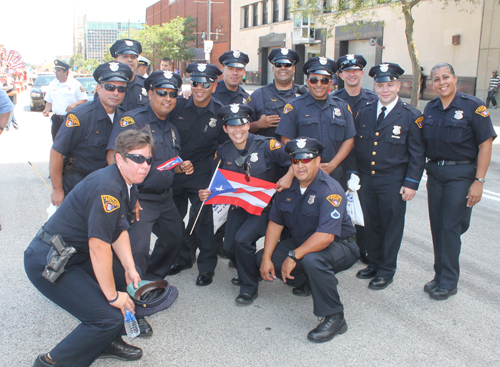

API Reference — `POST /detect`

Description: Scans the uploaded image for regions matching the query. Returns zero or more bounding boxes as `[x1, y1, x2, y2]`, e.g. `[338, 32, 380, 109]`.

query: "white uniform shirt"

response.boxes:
[44, 77, 88, 115]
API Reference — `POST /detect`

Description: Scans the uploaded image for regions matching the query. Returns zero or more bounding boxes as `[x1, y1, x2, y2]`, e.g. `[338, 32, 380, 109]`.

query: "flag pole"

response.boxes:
[28, 161, 52, 192]
[190, 160, 221, 236]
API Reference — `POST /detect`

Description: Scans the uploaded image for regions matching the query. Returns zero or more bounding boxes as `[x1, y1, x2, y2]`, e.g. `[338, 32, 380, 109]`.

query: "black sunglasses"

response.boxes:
[308, 77, 331, 85]
[101, 83, 127, 93]
[274, 63, 293, 68]
[191, 81, 212, 89]
[154, 90, 178, 98]
[125, 154, 153, 165]
[243, 162, 251, 182]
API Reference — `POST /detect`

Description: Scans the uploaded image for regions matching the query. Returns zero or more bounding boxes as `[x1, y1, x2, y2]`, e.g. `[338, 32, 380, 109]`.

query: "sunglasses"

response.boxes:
[191, 81, 212, 89]
[154, 90, 178, 98]
[291, 158, 314, 165]
[308, 77, 331, 85]
[126, 154, 154, 165]
[243, 162, 251, 182]
[274, 63, 292, 68]
[102, 83, 127, 93]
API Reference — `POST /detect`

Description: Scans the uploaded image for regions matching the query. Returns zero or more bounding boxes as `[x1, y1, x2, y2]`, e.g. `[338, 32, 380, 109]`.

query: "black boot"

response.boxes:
[307, 312, 348, 343]
[99, 335, 143, 361]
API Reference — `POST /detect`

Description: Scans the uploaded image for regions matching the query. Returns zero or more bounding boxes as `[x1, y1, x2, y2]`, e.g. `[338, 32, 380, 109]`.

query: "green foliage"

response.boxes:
[68, 53, 100, 74]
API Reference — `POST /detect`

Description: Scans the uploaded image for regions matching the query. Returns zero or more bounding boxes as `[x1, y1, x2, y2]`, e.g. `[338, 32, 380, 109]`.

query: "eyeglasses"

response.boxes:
[102, 83, 127, 93]
[274, 63, 292, 68]
[308, 77, 331, 85]
[126, 154, 154, 165]
[243, 162, 251, 182]
[291, 158, 314, 165]
[154, 90, 178, 98]
[191, 81, 212, 89]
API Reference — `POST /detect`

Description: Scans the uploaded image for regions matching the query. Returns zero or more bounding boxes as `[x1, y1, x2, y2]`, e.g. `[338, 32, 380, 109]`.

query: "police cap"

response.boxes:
[93, 61, 133, 83]
[186, 62, 222, 83]
[285, 137, 324, 159]
[268, 48, 300, 65]
[217, 103, 252, 126]
[144, 70, 183, 91]
[219, 50, 249, 68]
[127, 280, 178, 317]
[303, 56, 337, 76]
[110, 39, 142, 58]
[54, 60, 70, 71]
[337, 54, 367, 72]
[369, 62, 405, 82]
[138, 56, 150, 67]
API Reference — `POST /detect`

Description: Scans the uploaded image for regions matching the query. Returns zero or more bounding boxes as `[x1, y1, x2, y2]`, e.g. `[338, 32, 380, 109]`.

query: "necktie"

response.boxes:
[376, 106, 387, 128]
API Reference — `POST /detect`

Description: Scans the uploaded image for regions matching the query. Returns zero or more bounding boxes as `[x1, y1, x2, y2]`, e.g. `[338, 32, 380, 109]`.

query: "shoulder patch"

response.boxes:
[245, 96, 251, 104]
[65, 114, 80, 127]
[120, 116, 135, 127]
[213, 151, 217, 160]
[475, 105, 489, 117]
[347, 105, 353, 114]
[415, 116, 424, 128]
[80, 86, 85, 93]
[101, 195, 120, 213]
[270, 139, 281, 150]
[326, 194, 342, 207]
[283, 103, 293, 114]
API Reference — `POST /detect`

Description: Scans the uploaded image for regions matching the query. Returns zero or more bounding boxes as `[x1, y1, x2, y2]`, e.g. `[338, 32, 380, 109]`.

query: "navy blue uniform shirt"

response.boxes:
[332, 87, 377, 117]
[213, 80, 249, 105]
[121, 75, 149, 111]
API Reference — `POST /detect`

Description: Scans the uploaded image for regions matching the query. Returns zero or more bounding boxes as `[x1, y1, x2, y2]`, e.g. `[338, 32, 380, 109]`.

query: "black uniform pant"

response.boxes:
[51, 114, 65, 141]
[426, 162, 474, 289]
[256, 238, 359, 316]
[486, 90, 497, 108]
[359, 174, 407, 279]
[130, 189, 183, 279]
[24, 239, 125, 367]
[63, 172, 86, 196]
[224, 206, 269, 294]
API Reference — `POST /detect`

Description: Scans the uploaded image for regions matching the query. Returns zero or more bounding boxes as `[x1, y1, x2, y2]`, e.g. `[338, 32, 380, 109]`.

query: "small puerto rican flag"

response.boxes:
[157, 156, 183, 171]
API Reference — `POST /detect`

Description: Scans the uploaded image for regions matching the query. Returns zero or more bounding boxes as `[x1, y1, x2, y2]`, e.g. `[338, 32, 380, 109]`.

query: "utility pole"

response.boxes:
[195, 0, 223, 62]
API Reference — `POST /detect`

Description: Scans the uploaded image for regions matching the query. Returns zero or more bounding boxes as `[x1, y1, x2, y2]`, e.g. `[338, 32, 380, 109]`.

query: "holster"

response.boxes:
[37, 229, 77, 283]
[63, 157, 90, 178]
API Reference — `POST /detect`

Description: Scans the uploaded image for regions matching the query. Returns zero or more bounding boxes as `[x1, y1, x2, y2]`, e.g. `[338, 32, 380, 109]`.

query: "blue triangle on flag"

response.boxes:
[207, 170, 237, 200]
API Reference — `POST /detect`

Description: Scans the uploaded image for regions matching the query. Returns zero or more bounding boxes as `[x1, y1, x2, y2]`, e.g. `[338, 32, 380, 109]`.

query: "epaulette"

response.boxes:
[402, 101, 423, 117]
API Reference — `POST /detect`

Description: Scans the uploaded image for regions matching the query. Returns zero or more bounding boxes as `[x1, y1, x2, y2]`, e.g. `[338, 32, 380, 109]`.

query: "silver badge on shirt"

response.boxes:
[454, 110, 464, 120]
[308, 195, 315, 205]
[334, 108, 342, 117]
[209, 118, 217, 128]
[250, 153, 259, 162]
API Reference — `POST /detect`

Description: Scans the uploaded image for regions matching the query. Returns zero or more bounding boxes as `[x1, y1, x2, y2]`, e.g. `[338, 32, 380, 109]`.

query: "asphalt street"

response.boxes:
[1, 91, 500, 367]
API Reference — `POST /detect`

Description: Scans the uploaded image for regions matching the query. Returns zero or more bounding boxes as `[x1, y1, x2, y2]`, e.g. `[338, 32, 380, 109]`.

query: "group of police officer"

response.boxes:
[27, 36, 496, 366]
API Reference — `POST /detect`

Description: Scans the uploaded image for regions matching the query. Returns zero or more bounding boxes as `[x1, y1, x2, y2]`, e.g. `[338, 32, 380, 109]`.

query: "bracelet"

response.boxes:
[108, 292, 119, 303]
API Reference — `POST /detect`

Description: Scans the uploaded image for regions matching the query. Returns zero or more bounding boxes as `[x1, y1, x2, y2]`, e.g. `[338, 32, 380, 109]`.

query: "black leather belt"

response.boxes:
[53, 114, 65, 119]
[428, 159, 474, 166]
[36, 228, 54, 244]
[139, 188, 168, 195]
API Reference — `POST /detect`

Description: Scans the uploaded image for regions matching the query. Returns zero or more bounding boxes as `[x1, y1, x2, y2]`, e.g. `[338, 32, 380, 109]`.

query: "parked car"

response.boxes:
[30, 74, 55, 111]
[75, 75, 97, 102]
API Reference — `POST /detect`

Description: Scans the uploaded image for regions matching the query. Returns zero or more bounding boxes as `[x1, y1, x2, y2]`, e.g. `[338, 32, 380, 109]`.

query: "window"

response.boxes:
[253, 3, 259, 26]
[284, 0, 291, 20]
[323, 0, 333, 12]
[244, 6, 249, 28]
[273, 0, 280, 22]
[263, 0, 268, 25]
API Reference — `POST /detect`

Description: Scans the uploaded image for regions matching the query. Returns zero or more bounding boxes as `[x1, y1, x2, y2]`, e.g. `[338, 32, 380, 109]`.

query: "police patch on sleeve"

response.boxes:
[66, 114, 80, 127]
[283, 103, 293, 114]
[213, 151, 217, 160]
[475, 105, 489, 117]
[347, 105, 353, 114]
[120, 116, 136, 127]
[245, 96, 251, 104]
[326, 194, 342, 207]
[80, 86, 85, 93]
[270, 139, 281, 150]
[101, 195, 120, 213]
[415, 116, 424, 128]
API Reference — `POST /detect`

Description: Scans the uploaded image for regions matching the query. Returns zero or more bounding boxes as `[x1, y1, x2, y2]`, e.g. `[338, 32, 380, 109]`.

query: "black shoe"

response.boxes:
[235, 291, 258, 305]
[429, 287, 457, 301]
[292, 279, 311, 297]
[356, 266, 377, 279]
[307, 312, 348, 343]
[196, 271, 215, 286]
[33, 354, 63, 367]
[99, 336, 142, 361]
[424, 279, 439, 293]
[169, 262, 193, 275]
[137, 318, 153, 338]
[368, 276, 393, 290]
[359, 252, 369, 265]
[231, 276, 241, 286]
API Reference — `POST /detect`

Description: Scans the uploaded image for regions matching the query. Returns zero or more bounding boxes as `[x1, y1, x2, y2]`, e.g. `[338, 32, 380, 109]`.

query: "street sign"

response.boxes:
[204, 40, 214, 53]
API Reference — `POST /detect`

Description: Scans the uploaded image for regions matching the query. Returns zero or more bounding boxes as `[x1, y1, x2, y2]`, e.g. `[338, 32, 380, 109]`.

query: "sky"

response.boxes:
[1, 0, 159, 66]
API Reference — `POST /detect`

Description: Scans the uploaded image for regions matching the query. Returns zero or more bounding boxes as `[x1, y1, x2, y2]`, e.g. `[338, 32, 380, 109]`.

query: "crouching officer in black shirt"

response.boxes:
[26, 129, 155, 367]
[257, 137, 359, 343]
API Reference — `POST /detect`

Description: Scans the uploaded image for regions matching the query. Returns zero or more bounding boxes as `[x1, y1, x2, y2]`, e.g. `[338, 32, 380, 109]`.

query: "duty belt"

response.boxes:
[36, 228, 55, 244]
[428, 159, 475, 166]
[53, 114, 65, 119]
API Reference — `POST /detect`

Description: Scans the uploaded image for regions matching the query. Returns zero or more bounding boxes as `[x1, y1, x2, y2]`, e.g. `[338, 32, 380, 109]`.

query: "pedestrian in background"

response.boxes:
[485, 69, 500, 109]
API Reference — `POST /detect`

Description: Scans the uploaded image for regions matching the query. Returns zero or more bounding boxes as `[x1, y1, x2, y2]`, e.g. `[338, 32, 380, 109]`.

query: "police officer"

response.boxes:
[26, 129, 154, 367]
[137, 56, 151, 78]
[422, 62, 496, 300]
[257, 137, 359, 343]
[198, 104, 293, 304]
[110, 39, 149, 111]
[107, 71, 193, 280]
[43, 60, 88, 141]
[213, 50, 250, 105]
[49, 61, 132, 207]
[353, 63, 426, 290]
[277, 56, 356, 183]
[168, 62, 227, 286]
[247, 47, 306, 137]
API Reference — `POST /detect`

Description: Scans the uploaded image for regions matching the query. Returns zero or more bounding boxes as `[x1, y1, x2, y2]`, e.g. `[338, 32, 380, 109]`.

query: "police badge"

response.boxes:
[109, 62, 119, 72]
[334, 108, 342, 117]
[454, 110, 464, 120]
[197, 63, 207, 72]
[281, 48, 289, 55]
[142, 88, 147, 96]
[380, 63, 389, 72]
[233, 50, 241, 58]
[296, 138, 307, 148]
[230, 103, 240, 113]
[209, 118, 217, 128]
[164, 71, 173, 79]
[392, 125, 401, 135]
[319, 57, 327, 65]
[346, 54, 355, 60]
[308, 195, 315, 205]
[125, 40, 134, 46]
[250, 153, 259, 162]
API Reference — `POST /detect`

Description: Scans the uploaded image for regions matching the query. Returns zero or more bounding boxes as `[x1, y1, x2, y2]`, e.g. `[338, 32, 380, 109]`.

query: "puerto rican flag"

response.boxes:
[157, 156, 183, 171]
[204, 168, 276, 215]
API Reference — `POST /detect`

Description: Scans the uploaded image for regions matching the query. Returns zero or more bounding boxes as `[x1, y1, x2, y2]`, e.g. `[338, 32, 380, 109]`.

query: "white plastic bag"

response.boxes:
[345, 174, 364, 226]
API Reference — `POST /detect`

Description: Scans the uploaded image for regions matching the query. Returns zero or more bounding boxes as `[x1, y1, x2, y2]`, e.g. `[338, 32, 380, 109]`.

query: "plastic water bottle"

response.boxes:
[124, 308, 140, 338]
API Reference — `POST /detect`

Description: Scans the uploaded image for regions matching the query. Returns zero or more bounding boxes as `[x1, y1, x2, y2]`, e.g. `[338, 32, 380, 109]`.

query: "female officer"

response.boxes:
[25, 129, 155, 367]
[422, 63, 496, 300]
[199, 104, 293, 305]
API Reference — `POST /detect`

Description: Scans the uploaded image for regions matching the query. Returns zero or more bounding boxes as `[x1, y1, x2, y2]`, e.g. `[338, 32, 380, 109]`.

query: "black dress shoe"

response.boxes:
[307, 312, 348, 343]
[169, 262, 193, 275]
[429, 287, 458, 301]
[293, 279, 311, 297]
[368, 276, 393, 290]
[100, 336, 142, 361]
[424, 280, 439, 293]
[235, 291, 258, 305]
[356, 266, 377, 279]
[137, 318, 153, 338]
[33, 354, 63, 367]
[231, 276, 241, 286]
[196, 271, 215, 286]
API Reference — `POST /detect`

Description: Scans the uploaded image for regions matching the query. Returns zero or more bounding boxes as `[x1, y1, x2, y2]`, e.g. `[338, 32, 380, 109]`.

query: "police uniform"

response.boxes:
[107, 71, 184, 279]
[423, 91, 497, 291]
[213, 50, 250, 105]
[25, 164, 137, 367]
[276, 57, 356, 183]
[45, 60, 88, 140]
[246, 48, 306, 138]
[52, 61, 132, 195]
[354, 63, 425, 286]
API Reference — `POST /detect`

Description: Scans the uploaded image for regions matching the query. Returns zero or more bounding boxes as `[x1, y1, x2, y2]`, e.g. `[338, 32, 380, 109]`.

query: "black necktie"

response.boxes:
[376, 107, 387, 128]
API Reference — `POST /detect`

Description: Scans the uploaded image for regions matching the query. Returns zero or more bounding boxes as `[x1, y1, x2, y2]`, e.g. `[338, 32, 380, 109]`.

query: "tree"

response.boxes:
[295, 0, 479, 107]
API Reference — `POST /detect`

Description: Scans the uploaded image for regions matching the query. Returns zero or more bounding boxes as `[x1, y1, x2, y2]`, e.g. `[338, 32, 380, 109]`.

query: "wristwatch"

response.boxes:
[288, 250, 299, 262]
[475, 178, 486, 183]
